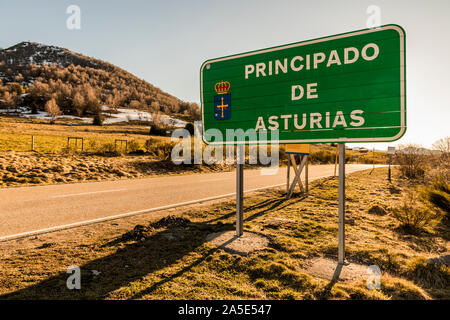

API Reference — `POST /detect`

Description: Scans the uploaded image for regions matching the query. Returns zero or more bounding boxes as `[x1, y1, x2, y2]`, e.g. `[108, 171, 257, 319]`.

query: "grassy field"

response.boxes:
[0, 115, 388, 188]
[0, 167, 448, 300]
[0, 116, 387, 162]
[0, 116, 229, 187]
[0, 116, 170, 153]
[0, 116, 389, 189]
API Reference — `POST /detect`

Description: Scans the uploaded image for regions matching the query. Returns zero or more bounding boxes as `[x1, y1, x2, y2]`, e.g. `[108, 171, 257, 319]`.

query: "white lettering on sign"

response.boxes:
[344, 47, 359, 64]
[245, 64, 255, 79]
[255, 110, 366, 132]
[244, 43, 380, 79]
[291, 83, 318, 100]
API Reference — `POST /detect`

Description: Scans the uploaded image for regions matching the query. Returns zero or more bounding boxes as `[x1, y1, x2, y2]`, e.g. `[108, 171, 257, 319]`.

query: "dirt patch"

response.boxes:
[302, 257, 370, 282]
[206, 231, 269, 256]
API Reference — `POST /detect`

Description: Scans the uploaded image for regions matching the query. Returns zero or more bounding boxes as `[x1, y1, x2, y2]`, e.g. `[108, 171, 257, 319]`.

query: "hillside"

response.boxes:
[0, 41, 199, 121]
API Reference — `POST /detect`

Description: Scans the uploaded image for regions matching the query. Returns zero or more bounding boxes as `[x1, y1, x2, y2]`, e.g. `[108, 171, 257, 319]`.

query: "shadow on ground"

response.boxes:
[0, 192, 292, 300]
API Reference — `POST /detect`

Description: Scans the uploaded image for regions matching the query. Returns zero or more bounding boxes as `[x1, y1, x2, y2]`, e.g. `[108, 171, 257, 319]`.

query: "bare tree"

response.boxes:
[2, 91, 16, 113]
[72, 91, 85, 116]
[432, 137, 450, 156]
[45, 98, 61, 124]
[432, 137, 450, 179]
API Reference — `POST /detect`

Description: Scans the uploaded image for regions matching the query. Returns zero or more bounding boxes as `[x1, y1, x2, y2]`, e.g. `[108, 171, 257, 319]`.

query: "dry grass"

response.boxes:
[0, 116, 390, 189]
[0, 151, 232, 187]
[0, 116, 388, 162]
[0, 167, 447, 300]
[0, 116, 170, 153]
[303, 145, 387, 165]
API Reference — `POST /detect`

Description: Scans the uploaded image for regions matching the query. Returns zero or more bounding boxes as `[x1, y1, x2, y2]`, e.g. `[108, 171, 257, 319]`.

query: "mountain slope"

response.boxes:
[0, 41, 199, 120]
[0, 41, 107, 69]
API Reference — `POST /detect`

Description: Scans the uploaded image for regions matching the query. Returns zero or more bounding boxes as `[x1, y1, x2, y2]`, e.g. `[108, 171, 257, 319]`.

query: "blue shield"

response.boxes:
[214, 94, 231, 120]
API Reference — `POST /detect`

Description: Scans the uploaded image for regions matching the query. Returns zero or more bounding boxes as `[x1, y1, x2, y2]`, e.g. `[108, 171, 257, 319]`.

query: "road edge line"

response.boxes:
[0, 183, 288, 242]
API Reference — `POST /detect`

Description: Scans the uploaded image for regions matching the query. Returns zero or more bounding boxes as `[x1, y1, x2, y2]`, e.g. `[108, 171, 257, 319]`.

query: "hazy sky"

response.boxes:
[0, 0, 449, 149]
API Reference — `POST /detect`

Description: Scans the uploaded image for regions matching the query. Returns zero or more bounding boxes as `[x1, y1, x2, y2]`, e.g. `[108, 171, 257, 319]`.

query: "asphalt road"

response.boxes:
[0, 164, 378, 241]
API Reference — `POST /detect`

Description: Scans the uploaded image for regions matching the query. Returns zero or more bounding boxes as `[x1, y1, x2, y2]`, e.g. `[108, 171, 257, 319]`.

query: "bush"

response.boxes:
[432, 176, 450, 194]
[395, 144, 427, 179]
[308, 150, 334, 163]
[184, 122, 195, 135]
[425, 189, 450, 214]
[149, 112, 171, 136]
[144, 138, 155, 153]
[99, 142, 116, 154]
[144, 138, 175, 160]
[92, 112, 104, 126]
[87, 139, 101, 153]
[407, 258, 450, 289]
[86, 140, 116, 154]
[391, 191, 441, 232]
[127, 139, 143, 153]
[420, 177, 450, 222]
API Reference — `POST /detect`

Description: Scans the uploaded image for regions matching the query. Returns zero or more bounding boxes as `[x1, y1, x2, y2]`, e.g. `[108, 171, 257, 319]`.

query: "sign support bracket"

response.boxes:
[286, 154, 308, 199]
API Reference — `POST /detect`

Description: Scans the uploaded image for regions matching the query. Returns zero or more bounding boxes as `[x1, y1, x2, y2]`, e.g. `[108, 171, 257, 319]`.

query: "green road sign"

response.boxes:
[200, 24, 406, 145]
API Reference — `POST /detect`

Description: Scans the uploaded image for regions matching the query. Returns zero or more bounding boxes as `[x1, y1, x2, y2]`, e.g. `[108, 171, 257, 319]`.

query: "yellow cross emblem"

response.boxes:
[217, 96, 228, 118]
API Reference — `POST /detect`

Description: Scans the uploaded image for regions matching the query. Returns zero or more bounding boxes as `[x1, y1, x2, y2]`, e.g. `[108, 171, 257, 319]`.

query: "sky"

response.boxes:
[0, 0, 449, 150]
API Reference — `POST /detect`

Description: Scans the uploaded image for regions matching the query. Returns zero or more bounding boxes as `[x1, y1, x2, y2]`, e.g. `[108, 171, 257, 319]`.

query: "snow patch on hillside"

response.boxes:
[0, 105, 187, 127]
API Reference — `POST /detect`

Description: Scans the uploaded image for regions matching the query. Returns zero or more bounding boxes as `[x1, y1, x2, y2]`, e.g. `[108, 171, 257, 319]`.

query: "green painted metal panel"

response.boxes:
[200, 25, 406, 145]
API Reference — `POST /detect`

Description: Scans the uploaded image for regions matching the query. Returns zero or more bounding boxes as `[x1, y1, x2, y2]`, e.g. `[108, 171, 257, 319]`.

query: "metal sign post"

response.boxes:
[373, 147, 375, 170]
[388, 154, 392, 182]
[236, 145, 244, 236]
[387, 146, 395, 182]
[338, 143, 346, 264]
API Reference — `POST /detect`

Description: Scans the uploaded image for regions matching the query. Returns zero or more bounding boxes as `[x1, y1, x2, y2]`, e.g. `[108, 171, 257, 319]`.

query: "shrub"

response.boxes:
[432, 176, 450, 194]
[407, 258, 450, 289]
[149, 122, 169, 136]
[420, 177, 450, 221]
[391, 191, 441, 232]
[86, 140, 116, 154]
[308, 150, 334, 163]
[92, 111, 104, 126]
[144, 138, 161, 153]
[144, 138, 175, 160]
[99, 142, 116, 154]
[184, 122, 195, 135]
[87, 139, 101, 153]
[427, 191, 450, 215]
[395, 144, 427, 179]
[127, 139, 142, 153]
